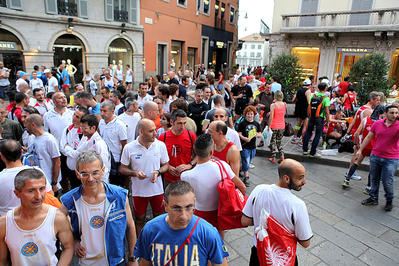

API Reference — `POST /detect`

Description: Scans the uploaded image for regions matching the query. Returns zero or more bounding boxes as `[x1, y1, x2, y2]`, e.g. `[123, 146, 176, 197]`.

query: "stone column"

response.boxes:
[23, 51, 54, 71]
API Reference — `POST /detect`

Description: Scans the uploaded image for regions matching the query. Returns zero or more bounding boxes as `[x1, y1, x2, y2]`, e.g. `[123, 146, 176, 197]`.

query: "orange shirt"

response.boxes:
[154, 110, 165, 130]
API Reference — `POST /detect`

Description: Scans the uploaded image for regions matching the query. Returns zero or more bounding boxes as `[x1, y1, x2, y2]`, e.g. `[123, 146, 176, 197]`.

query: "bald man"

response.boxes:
[120, 119, 169, 236]
[242, 159, 313, 265]
[133, 101, 159, 140]
[208, 121, 241, 177]
[213, 108, 242, 151]
[26, 114, 61, 194]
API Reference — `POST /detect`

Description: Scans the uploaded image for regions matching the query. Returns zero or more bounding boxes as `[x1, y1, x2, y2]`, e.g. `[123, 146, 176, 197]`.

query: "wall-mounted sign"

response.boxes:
[145, 17, 153, 24]
[0, 42, 17, 50]
[109, 47, 128, 53]
[337, 48, 373, 53]
[216, 41, 224, 48]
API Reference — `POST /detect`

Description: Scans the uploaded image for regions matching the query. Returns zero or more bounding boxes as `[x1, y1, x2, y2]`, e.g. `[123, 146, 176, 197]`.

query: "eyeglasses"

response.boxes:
[208, 130, 217, 133]
[80, 126, 92, 130]
[77, 167, 104, 178]
[166, 203, 195, 213]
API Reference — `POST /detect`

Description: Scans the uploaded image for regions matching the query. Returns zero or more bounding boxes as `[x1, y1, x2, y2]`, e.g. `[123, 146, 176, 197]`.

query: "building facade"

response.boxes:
[0, 0, 143, 86]
[268, 0, 399, 85]
[141, 0, 239, 77]
[235, 33, 269, 72]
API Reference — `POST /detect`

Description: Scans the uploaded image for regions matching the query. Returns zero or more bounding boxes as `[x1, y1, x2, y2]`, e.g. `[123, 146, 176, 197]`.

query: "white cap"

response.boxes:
[43, 69, 51, 74]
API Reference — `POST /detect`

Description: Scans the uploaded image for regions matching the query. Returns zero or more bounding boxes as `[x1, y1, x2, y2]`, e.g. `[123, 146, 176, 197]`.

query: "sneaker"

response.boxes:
[242, 177, 250, 187]
[384, 200, 393, 212]
[351, 173, 362, 180]
[322, 142, 327, 150]
[342, 180, 350, 188]
[291, 137, 298, 144]
[364, 187, 371, 195]
[310, 153, 322, 158]
[303, 151, 310, 155]
[298, 141, 303, 147]
[361, 197, 379, 205]
[239, 171, 244, 178]
[249, 164, 255, 169]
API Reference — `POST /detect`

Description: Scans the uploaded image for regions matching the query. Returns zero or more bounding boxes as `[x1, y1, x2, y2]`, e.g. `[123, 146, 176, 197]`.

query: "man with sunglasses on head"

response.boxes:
[134, 180, 229, 266]
[60, 150, 138, 266]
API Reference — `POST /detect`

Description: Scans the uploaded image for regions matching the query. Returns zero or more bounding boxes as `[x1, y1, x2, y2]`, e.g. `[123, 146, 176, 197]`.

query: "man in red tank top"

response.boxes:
[343, 91, 381, 179]
[208, 121, 241, 178]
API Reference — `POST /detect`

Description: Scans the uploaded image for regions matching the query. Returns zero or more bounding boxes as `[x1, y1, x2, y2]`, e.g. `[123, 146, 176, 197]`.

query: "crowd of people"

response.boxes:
[0, 58, 397, 265]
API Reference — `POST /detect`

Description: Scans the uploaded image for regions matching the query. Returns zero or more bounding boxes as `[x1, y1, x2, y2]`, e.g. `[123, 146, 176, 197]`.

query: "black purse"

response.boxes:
[283, 103, 294, 136]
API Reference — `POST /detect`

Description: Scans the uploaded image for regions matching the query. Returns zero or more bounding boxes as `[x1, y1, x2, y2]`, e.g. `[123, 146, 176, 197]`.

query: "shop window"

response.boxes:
[203, 0, 210, 15]
[291, 47, 320, 80]
[177, 0, 186, 8]
[171, 41, 182, 71]
[108, 38, 133, 73]
[229, 6, 235, 24]
[251, 45, 255, 49]
[187, 48, 196, 70]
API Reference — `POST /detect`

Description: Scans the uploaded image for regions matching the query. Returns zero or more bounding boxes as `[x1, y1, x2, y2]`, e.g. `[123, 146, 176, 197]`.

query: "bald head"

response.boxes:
[26, 114, 43, 127]
[210, 120, 227, 135]
[143, 101, 158, 120]
[213, 108, 228, 122]
[138, 118, 155, 132]
[278, 159, 305, 180]
[18, 81, 29, 93]
[138, 118, 157, 143]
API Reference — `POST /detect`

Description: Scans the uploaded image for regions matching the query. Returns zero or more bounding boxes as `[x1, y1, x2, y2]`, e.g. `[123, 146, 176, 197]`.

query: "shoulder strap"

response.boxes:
[186, 129, 193, 146]
[215, 160, 230, 181]
[165, 217, 200, 266]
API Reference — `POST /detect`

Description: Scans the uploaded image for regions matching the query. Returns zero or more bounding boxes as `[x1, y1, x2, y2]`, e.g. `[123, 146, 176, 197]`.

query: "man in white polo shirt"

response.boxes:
[99, 101, 127, 187]
[43, 91, 74, 192]
[118, 97, 142, 144]
[120, 119, 169, 237]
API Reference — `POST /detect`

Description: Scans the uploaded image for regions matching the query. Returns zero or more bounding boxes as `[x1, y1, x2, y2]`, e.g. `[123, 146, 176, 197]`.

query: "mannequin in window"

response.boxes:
[65, 59, 77, 87]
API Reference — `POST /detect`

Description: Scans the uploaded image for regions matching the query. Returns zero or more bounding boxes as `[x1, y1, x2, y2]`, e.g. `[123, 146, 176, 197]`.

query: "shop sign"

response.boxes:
[216, 41, 224, 48]
[109, 47, 128, 53]
[337, 48, 373, 53]
[0, 42, 17, 50]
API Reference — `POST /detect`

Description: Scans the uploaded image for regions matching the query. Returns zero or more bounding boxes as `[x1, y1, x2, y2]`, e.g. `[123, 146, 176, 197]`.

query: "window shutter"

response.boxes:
[79, 0, 88, 18]
[129, 0, 137, 24]
[45, 0, 57, 14]
[9, 0, 23, 10]
[105, 0, 113, 21]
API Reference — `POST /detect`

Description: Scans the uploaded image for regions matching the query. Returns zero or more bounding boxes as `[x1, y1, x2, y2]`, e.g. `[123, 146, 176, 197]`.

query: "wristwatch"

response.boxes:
[189, 162, 195, 168]
[128, 256, 139, 262]
[51, 181, 58, 186]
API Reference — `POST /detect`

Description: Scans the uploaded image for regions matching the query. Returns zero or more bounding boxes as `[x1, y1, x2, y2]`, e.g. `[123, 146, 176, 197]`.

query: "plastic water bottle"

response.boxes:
[340, 134, 352, 143]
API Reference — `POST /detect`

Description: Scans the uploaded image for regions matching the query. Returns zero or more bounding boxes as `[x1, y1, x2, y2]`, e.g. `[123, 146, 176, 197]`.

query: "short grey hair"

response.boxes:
[195, 89, 203, 96]
[194, 133, 214, 159]
[15, 168, 46, 192]
[213, 94, 223, 105]
[199, 74, 206, 82]
[76, 150, 104, 171]
[93, 74, 100, 79]
[369, 91, 380, 101]
[100, 100, 115, 111]
[125, 97, 137, 110]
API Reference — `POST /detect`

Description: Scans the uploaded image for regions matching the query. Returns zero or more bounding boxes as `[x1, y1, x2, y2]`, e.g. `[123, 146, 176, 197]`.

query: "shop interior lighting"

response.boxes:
[67, 18, 74, 30]
[121, 23, 126, 34]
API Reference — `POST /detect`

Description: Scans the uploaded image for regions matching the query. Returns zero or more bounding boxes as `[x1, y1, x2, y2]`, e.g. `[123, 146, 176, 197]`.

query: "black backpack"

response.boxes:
[309, 95, 326, 118]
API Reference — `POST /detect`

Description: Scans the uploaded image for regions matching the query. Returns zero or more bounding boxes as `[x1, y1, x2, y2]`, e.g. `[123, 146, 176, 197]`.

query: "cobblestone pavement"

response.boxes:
[225, 156, 399, 266]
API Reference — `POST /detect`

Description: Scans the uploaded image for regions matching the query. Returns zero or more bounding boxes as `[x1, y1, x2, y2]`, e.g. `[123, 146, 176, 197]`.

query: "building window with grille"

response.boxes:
[203, 0, 210, 15]
[229, 6, 235, 24]
[57, 0, 78, 16]
[251, 45, 255, 49]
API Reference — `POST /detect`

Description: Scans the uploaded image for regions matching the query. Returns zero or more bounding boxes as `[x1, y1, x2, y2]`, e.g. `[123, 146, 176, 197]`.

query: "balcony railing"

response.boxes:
[58, 1, 77, 16]
[281, 8, 399, 32]
[215, 17, 226, 30]
[114, 10, 128, 22]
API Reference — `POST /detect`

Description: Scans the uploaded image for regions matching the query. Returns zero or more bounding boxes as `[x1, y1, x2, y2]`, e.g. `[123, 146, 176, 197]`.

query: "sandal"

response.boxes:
[269, 158, 276, 163]
[278, 158, 285, 163]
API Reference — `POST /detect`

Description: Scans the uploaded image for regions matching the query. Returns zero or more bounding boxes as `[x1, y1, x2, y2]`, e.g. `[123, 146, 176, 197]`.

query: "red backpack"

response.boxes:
[215, 160, 248, 231]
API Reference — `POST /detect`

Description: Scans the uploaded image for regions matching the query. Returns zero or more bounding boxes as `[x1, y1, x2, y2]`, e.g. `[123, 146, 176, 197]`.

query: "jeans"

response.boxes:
[241, 148, 256, 172]
[302, 117, 324, 155]
[369, 153, 399, 201]
[0, 85, 10, 99]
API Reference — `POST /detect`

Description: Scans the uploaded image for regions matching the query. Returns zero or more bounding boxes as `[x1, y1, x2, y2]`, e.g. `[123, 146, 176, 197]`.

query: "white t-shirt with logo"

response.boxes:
[242, 184, 313, 246]
[27, 132, 62, 188]
[121, 139, 169, 197]
[79, 198, 107, 266]
[43, 109, 74, 145]
[118, 112, 141, 144]
[29, 78, 44, 90]
[181, 160, 235, 211]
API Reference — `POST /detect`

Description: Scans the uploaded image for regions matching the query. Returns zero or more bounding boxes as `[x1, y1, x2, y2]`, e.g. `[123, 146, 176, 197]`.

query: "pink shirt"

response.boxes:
[370, 118, 399, 159]
[270, 103, 286, 130]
